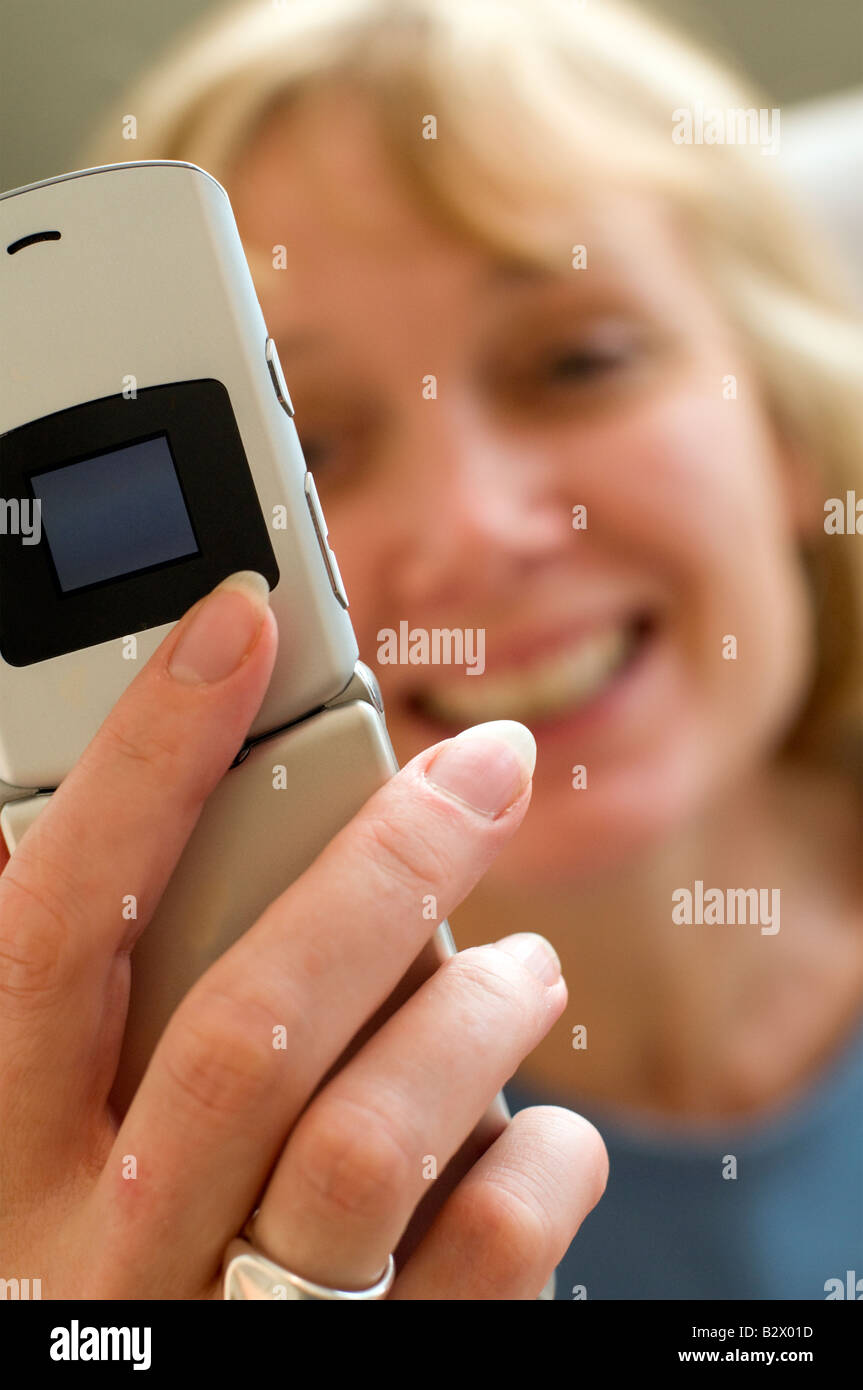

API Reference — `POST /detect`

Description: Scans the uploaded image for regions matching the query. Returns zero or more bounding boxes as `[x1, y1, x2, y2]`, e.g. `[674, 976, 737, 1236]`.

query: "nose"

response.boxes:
[381, 399, 571, 606]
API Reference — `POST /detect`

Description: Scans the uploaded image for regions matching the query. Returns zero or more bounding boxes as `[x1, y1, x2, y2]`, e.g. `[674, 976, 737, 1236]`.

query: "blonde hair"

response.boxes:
[80, 0, 863, 764]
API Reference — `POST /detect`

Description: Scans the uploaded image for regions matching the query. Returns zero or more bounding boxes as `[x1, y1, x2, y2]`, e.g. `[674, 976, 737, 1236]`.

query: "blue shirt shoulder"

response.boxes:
[504, 1012, 863, 1300]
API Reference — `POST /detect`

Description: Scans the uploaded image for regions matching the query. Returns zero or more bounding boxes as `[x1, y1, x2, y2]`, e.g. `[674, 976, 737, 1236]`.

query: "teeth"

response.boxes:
[419, 624, 635, 725]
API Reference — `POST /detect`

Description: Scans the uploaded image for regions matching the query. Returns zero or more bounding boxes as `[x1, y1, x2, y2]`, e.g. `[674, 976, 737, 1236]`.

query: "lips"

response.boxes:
[405, 614, 654, 729]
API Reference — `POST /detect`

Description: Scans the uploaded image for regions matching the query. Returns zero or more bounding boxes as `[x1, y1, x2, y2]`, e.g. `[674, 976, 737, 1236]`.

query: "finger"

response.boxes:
[99, 722, 537, 1295]
[247, 933, 567, 1290]
[0, 572, 276, 1149]
[389, 1105, 609, 1300]
[0, 821, 10, 873]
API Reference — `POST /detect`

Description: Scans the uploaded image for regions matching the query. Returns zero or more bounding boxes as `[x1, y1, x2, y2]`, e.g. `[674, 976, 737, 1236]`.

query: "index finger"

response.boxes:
[0, 572, 276, 1141]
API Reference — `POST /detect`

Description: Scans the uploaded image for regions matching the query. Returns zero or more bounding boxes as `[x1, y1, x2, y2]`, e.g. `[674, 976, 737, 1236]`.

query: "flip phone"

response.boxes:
[0, 162, 553, 1296]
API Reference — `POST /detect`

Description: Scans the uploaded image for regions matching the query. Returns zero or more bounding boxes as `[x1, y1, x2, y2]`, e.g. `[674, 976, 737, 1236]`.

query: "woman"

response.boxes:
[5, 0, 862, 1298]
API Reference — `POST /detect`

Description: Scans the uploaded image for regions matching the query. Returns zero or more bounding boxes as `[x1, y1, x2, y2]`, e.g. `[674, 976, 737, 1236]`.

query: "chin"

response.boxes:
[483, 742, 707, 887]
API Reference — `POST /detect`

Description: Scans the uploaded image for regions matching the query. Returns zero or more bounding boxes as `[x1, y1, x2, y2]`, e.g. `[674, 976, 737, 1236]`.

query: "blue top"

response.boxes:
[504, 1013, 863, 1300]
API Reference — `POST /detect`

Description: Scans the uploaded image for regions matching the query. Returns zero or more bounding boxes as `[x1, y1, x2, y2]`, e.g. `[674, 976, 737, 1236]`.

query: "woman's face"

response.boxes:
[230, 87, 816, 882]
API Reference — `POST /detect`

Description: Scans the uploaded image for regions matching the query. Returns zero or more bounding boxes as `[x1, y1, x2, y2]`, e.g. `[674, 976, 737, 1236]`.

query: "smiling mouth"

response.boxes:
[406, 615, 655, 728]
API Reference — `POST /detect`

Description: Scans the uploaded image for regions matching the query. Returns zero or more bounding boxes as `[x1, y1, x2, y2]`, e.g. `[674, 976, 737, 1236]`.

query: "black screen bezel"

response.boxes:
[0, 379, 279, 666]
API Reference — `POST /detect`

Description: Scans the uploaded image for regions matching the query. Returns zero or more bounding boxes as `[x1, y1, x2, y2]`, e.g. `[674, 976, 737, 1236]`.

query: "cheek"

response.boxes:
[581, 387, 781, 570]
[581, 384, 815, 716]
[585, 385, 805, 611]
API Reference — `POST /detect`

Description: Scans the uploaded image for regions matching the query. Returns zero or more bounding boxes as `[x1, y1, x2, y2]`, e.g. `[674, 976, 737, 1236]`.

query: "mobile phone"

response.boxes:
[0, 162, 553, 1296]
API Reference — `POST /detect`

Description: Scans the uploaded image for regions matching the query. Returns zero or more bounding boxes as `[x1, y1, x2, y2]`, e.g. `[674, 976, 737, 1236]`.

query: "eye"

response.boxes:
[294, 401, 378, 487]
[297, 434, 335, 470]
[542, 345, 629, 383]
[526, 318, 646, 392]
[296, 428, 343, 478]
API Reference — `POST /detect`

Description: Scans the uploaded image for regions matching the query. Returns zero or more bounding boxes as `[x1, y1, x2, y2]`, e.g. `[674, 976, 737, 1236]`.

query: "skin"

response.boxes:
[0, 577, 606, 1298]
[230, 84, 863, 1124]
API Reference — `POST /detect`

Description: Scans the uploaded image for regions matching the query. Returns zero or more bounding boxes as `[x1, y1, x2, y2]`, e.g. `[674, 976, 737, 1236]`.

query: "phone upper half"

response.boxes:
[0, 162, 358, 789]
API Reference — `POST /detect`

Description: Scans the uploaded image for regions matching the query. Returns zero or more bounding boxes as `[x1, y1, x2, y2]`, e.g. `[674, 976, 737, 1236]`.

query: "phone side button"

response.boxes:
[265, 336, 295, 417]
[325, 547, 350, 610]
[304, 471, 349, 610]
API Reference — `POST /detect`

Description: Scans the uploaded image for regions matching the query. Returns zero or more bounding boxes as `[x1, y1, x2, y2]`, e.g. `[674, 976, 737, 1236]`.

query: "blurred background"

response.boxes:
[1, 0, 862, 290]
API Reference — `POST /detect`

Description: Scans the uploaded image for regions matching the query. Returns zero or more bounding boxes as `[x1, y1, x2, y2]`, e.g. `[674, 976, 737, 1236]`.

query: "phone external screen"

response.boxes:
[31, 434, 200, 593]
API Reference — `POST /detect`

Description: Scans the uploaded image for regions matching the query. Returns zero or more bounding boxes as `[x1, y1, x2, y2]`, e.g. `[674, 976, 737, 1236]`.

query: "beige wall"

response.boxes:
[0, 0, 861, 193]
[656, 0, 862, 104]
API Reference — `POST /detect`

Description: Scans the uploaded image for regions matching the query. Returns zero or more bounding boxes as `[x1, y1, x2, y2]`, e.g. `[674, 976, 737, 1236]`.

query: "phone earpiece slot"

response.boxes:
[6, 230, 61, 255]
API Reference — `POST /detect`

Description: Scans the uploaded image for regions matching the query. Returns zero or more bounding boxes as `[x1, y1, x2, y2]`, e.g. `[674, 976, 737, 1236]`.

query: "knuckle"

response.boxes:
[92, 714, 187, 788]
[160, 987, 280, 1121]
[446, 1176, 552, 1297]
[356, 812, 454, 895]
[447, 946, 526, 1010]
[0, 868, 72, 1006]
[292, 1095, 413, 1223]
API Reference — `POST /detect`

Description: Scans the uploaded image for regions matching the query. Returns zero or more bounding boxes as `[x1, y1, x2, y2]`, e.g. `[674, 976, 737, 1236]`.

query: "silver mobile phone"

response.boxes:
[0, 162, 552, 1294]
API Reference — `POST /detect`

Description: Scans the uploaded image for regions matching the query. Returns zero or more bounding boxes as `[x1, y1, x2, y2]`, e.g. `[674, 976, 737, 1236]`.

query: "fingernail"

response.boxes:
[168, 571, 270, 684]
[493, 932, 562, 986]
[424, 720, 536, 818]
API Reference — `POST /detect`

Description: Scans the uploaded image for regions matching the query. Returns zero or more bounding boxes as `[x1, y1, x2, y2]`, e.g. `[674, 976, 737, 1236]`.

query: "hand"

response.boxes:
[0, 571, 607, 1300]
